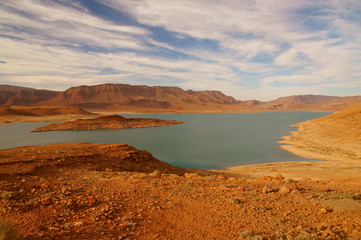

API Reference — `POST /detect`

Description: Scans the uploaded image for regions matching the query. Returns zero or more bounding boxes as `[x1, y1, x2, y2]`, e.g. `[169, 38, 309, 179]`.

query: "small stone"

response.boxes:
[291, 189, 300, 194]
[226, 198, 242, 204]
[42, 196, 53, 205]
[1, 191, 18, 200]
[88, 195, 97, 205]
[261, 176, 273, 182]
[73, 221, 84, 227]
[276, 174, 284, 181]
[262, 186, 275, 193]
[41, 183, 49, 189]
[319, 207, 333, 214]
[322, 228, 336, 238]
[184, 173, 199, 178]
[278, 185, 291, 194]
[150, 170, 161, 178]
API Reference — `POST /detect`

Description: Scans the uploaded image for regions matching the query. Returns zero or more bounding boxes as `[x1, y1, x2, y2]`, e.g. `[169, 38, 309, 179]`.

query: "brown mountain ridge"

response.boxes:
[1, 83, 360, 112]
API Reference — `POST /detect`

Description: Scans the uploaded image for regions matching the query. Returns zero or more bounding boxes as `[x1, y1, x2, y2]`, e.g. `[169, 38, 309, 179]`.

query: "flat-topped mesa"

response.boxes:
[31, 115, 184, 132]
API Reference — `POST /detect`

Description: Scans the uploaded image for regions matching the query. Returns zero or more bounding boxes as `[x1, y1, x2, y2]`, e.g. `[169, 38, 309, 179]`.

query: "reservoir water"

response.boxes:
[0, 111, 329, 169]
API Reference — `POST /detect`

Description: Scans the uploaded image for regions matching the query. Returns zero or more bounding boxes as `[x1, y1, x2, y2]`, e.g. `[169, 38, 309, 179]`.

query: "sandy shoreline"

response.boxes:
[222, 135, 361, 182]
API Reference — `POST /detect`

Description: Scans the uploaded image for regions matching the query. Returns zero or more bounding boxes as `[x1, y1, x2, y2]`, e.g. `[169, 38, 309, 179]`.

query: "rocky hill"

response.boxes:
[256, 95, 338, 109]
[35, 84, 240, 111]
[32, 115, 184, 132]
[3, 89, 59, 106]
[243, 94, 361, 111]
[280, 101, 361, 161]
[0, 85, 36, 105]
[1, 84, 360, 112]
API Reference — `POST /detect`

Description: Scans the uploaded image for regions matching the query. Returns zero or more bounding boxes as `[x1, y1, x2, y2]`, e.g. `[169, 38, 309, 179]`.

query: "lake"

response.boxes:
[0, 111, 329, 169]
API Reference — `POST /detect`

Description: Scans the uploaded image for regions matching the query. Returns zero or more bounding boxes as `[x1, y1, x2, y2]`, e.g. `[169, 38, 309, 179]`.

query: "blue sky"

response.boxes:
[0, 0, 360, 100]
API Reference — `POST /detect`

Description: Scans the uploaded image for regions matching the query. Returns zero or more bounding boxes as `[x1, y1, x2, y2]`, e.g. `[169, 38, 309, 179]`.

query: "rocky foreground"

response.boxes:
[0, 143, 360, 239]
[31, 115, 184, 132]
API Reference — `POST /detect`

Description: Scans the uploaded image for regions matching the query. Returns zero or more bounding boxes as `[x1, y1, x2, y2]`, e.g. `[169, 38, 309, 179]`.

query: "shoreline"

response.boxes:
[221, 139, 361, 182]
[2, 110, 360, 182]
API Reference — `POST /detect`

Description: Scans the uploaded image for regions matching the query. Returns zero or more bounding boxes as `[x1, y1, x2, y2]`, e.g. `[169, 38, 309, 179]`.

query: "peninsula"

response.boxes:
[31, 115, 184, 132]
[225, 102, 361, 181]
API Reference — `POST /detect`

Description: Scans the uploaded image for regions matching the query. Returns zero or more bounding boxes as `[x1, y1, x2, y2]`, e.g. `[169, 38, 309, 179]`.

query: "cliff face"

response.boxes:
[37, 84, 240, 110]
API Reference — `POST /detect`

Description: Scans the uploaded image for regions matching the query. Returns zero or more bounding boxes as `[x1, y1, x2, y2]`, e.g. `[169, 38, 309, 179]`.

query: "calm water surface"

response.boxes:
[0, 112, 329, 169]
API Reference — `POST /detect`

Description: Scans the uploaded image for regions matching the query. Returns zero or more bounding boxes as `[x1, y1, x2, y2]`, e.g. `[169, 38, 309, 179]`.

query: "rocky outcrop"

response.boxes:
[32, 115, 184, 132]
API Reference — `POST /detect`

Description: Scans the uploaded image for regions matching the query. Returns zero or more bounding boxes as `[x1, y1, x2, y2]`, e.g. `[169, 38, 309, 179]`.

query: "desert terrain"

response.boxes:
[0, 143, 360, 240]
[1, 84, 361, 239]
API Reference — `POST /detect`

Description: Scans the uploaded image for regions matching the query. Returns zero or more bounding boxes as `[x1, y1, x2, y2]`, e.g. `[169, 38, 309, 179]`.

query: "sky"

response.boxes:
[0, 0, 360, 101]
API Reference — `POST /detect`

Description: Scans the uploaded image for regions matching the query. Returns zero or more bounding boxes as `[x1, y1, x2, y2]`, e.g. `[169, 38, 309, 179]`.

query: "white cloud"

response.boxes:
[0, 0, 149, 50]
[0, 0, 360, 101]
[275, 48, 307, 66]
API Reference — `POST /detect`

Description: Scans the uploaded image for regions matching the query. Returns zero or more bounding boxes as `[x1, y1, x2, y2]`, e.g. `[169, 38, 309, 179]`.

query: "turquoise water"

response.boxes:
[0, 112, 329, 169]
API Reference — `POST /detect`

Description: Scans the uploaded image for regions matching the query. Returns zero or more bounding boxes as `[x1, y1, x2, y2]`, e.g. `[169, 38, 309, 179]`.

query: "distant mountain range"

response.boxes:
[1, 84, 360, 112]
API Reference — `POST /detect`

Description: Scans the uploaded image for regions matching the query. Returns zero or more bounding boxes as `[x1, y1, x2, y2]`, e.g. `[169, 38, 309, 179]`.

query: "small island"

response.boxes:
[31, 115, 184, 132]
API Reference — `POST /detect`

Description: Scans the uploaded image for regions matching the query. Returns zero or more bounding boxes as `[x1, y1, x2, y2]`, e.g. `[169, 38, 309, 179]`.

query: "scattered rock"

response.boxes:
[262, 186, 276, 193]
[0, 190, 18, 200]
[150, 170, 161, 178]
[41, 196, 53, 205]
[87, 195, 97, 205]
[279, 185, 291, 194]
[225, 198, 242, 204]
[184, 173, 199, 178]
[276, 174, 284, 181]
[319, 207, 333, 214]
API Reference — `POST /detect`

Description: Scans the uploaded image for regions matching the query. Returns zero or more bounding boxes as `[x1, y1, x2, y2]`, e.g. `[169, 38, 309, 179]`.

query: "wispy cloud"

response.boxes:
[0, 0, 360, 100]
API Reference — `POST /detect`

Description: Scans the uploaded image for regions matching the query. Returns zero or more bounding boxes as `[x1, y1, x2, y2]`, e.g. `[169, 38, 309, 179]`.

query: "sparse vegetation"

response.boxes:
[327, 192, 357, 200]
[239, 230, 263, 240]
[0, 221, 24, 240]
